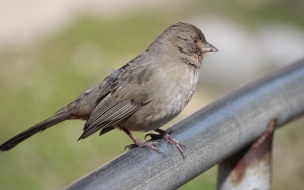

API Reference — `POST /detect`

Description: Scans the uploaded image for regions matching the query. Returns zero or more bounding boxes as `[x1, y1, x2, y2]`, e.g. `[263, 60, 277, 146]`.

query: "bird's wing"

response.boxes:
[78, 59, 154, 140]
[74, 52, 157, 140]
[78, 94, 150, 140]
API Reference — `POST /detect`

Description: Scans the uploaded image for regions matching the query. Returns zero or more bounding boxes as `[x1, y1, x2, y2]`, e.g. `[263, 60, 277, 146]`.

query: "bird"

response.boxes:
[0, 22, 218, 157]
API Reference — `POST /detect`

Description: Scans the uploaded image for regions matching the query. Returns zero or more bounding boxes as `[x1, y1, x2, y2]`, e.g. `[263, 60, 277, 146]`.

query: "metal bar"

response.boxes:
[65, 58, 304, 190]
[217, 119, 277, 190]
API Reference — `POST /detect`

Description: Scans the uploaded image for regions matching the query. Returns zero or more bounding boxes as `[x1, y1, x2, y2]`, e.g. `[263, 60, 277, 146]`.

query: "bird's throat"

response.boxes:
[180, 55, 202, 68]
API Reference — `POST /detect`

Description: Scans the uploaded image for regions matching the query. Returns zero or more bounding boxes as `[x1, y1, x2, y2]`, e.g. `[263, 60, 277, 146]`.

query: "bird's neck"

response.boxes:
[179, 53, 203, 68]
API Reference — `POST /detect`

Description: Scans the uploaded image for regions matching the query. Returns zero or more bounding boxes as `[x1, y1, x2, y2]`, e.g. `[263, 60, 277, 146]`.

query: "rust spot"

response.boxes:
[224, 119, 277, 186]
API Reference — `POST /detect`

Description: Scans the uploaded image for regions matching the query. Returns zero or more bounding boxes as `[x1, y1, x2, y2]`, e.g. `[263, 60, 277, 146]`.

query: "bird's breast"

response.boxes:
[120, 62, 200, 131]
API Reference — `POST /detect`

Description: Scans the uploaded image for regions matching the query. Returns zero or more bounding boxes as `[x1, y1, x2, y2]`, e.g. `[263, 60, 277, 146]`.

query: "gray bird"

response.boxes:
[0, 22, 218, 156]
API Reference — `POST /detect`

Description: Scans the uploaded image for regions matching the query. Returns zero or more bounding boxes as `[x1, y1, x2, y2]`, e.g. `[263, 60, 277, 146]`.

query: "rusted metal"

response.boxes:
[217, 119, 277, 190]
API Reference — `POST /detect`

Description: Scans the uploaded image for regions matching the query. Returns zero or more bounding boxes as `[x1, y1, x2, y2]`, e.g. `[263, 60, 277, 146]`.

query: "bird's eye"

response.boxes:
[178, 36, 188, 41]
[193, 38, 198, 43]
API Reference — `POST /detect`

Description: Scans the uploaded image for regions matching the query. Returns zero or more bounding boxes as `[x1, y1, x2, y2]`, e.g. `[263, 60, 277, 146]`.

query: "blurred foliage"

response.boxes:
[0, 1, 304, 189]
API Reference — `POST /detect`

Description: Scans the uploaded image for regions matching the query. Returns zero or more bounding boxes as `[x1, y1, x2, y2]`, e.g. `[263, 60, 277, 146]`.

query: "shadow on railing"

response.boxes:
[65, 58, 304, 190]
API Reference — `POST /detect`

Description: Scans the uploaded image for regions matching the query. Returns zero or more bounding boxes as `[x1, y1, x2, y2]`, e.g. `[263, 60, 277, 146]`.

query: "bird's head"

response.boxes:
[150, 22, 218, 67]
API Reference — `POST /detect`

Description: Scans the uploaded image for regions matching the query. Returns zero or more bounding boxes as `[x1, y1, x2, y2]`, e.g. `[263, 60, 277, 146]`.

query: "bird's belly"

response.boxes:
[119, 67, 199, 131]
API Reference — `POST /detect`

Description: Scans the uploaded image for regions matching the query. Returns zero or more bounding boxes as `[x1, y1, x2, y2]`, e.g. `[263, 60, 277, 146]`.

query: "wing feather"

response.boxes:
[78, 99, 141, 140]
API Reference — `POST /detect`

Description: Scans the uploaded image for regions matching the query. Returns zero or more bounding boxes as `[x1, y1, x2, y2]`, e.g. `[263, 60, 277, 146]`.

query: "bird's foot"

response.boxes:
[145, 129, 186, 158]
[124, 139, 166, 157]
[163, 134, 186, 158]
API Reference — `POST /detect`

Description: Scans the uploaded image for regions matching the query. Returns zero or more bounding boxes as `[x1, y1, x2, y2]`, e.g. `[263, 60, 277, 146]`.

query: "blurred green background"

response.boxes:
[0, 0, 304, 189]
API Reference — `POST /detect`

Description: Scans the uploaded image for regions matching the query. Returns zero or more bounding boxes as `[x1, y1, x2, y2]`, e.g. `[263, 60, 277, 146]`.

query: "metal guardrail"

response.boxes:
[65, 58, 304, 190]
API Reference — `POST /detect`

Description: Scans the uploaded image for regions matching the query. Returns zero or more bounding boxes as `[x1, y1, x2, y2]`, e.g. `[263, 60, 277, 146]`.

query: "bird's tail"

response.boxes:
[0, 113, 71, 151]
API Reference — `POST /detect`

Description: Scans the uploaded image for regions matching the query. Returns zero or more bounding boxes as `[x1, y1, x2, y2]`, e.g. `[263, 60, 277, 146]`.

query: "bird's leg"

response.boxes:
[145, 129, 186, 158]
[122, 128, 165, 157]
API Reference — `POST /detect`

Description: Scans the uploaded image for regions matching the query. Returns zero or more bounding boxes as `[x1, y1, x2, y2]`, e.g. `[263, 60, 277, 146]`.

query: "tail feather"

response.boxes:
[0, 113, 70, 151]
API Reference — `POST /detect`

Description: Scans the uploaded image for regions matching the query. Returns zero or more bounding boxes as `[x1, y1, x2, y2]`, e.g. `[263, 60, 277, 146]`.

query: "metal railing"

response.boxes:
[65, 58, 304, 190]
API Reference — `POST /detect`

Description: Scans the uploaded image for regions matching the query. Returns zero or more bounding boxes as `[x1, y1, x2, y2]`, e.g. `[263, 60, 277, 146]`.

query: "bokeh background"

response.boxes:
[0, 0, 304, 189]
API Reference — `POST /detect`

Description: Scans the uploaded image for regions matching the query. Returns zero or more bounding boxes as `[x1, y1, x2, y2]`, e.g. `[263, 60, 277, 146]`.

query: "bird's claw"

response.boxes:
[146, 129, 186, 158]
[124, 141, 166, 157]
[164, 136, 186, 158]
[124, 144, 137, 151]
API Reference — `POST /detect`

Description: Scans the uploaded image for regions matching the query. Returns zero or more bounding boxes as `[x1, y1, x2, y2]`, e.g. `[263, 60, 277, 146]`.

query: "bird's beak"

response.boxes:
[202, 42, 218, 52]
